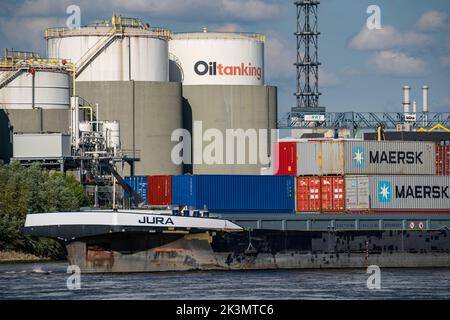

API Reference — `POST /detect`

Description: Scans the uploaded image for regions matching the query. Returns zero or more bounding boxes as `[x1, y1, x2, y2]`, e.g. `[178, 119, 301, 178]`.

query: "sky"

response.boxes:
[1, 0, 449, 119]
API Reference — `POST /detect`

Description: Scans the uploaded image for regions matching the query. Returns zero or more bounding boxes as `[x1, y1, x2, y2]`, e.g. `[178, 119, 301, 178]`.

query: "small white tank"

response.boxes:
[0, 69, 70, 109]
[79, 121, 91, 133]
[102, 120, 120, 149]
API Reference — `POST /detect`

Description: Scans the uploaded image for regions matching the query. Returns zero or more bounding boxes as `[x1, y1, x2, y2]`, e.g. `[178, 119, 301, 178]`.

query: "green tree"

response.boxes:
[0, 162, 90, 259]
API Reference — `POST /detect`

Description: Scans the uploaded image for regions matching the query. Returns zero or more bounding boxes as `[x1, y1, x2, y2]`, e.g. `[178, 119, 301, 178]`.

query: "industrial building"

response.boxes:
[0, 49, 71, 163]
[0, 17, 279, 176]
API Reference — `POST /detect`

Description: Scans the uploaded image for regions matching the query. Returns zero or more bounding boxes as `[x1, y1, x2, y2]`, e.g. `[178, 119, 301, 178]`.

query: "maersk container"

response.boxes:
[124, 176, 148, 204]
[296, 140, 435, 175]
[296, 141, 344, 175]
[369, 175, 450, 210]
[345, 176, 370, 210]
[344, 141, 435, 175]
[172, 175, 295, 213]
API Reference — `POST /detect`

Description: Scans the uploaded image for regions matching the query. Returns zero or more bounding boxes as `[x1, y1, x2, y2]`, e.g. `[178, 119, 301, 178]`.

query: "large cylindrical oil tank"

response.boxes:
[46, 19, 170, 82]
[0, 69, 70, 109]
[170, 31, 275, 174]
[169, 32, 264, 85]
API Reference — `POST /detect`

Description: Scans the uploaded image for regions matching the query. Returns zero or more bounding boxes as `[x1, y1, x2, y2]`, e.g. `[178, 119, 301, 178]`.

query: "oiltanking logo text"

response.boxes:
[194, 60, 262, 80]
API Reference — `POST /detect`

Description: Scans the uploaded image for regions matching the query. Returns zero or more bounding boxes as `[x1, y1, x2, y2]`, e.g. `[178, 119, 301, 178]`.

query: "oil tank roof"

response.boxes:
[172, 32, 265, 42]
[44, 15, 172, 39]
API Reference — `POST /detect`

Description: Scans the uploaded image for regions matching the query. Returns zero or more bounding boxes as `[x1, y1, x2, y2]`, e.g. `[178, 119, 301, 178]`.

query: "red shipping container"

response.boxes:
[436, 145, 444, 176]
[273, 142, 297, 176]
[321, 176, 345, 211]
[444, 145, 450, 176]
[147, 175, 172, 205]
[296, 176, 321, 212]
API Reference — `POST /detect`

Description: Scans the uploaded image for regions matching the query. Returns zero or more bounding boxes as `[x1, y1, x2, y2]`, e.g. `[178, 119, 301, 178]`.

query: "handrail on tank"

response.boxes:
[173, 31, 265, 42]
[0, 48, 73, 70]
[45, 15, 173, 40]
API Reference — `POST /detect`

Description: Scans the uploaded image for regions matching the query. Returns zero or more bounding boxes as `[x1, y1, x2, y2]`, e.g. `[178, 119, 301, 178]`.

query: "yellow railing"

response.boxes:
[0, 49, 41, 67]
[173, 32, 265, 42]
[150, 27, 173, 39]
[45, 15, 173, 40]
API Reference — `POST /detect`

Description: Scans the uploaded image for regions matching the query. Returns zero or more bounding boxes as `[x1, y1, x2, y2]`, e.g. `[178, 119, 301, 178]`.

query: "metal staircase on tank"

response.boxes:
[0, 63, 29, 89]
[74, 28, 123, 78]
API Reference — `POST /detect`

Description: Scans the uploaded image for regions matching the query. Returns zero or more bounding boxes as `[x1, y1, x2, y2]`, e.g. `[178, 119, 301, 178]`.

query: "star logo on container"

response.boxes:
[378, 181, 391, 202]
[352, 146, 366, 167]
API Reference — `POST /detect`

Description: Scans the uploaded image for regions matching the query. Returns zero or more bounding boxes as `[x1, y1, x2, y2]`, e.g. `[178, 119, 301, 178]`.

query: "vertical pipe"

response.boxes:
[73, 96, 79, 150]
[132, 80, 135, 176]
[422, 85, 429, 113]
[32, 70, 35, 109]
[39, 108, 43, 133]
[128, 36, 131, 81]
[112, 173, 116, 209]
[402, 85, 410, 113]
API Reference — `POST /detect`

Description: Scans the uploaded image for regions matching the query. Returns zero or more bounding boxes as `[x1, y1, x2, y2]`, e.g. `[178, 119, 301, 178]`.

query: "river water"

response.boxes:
[0, 261, 449, 299]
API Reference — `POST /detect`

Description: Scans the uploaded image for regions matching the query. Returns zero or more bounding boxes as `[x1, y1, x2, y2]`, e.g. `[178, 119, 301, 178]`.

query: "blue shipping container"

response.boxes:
[172, 175, 295, 213]
[124, 176, 148, 204]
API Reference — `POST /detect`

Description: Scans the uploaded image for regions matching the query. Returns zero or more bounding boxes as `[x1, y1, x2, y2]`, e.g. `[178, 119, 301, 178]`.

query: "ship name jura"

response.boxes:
[138, 216, 175, 225]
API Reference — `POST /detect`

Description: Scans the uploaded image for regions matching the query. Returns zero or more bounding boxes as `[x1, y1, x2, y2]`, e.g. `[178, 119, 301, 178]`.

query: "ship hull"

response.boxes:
[64, 229, 450, 273]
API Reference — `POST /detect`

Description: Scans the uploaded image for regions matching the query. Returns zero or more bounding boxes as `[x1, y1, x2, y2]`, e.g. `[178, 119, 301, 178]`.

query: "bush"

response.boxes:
[0, 162, 90, 259]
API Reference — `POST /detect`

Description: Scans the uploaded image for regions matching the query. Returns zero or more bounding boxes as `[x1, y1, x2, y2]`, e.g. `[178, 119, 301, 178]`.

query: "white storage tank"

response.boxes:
[102, 120, 120, 149]
[169, 31, 264, 85]
[46, 16, 170, 82]
[0, 67, 70, 109]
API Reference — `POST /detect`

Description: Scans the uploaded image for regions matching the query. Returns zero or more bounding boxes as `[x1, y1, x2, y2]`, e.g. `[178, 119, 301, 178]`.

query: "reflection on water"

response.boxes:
[0, 261, 449, 299]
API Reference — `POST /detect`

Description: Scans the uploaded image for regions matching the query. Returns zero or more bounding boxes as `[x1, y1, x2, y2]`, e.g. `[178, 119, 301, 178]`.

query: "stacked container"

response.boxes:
[172, 175, 295, 213]
[436, 142, 450, 176]
[125, 175, 172, 206]
[147, 175, 172, 206]
[124, 176, 148, 204]
[274, 139, 450, 213]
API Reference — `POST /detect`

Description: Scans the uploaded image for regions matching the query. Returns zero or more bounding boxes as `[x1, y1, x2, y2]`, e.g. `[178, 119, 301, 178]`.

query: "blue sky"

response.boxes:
[1, 0, 449, 117]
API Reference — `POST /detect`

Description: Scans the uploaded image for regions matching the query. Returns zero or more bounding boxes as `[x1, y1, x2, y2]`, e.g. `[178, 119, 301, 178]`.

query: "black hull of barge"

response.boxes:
[64, 228, 450, 273]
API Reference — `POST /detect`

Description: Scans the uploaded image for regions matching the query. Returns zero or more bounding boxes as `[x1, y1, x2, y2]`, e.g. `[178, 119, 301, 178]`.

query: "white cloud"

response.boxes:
[349, 25, 433, 50]
[417, 10, 449, 32]
[13, 0, 285, 22]
[442, 97, 450, 106]
[264, 31, 339, 87]
[440, 56, 450, 67]
[368, 51, 428, 76]
[211, 23, 242, 33]
[321, 70, 340, 87]
[265, 32, 293, 80]
[0, 16, 65, 52]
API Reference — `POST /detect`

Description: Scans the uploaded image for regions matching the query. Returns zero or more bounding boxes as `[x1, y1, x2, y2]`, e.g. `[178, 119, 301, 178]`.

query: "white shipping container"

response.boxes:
[13, 133, 71, 158]
[296, 141, 344, 175]
[296, 140, 436, 176]
[369, 175, 450, 210]
[344, 141, 435, 175]
[345, 176, 370, 210]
